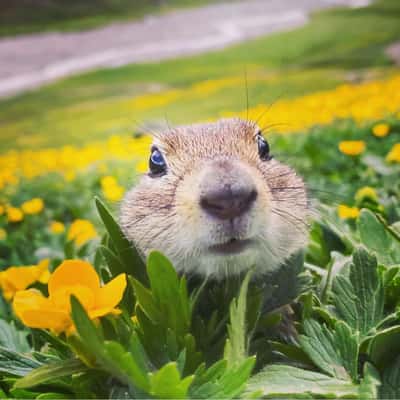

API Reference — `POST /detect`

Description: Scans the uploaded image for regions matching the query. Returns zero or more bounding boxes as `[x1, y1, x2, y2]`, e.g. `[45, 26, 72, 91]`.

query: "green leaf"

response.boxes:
[367, 325, 400, 371]
[102, 341, 150, 392]
[70, 296, 103, 354]
[0, 320, 30, 353]
[95, 197, 147, 284]
[146, 251, 191, 336]
[379, 356, 400, 399]
[191, 357, 255, 399]
[14, 358, 87, 389]
[358, 363, 380, 399]
[358, 209, 392, 258]
[0, 347, 42, 377]
[224, 270, 252, 367]
[70, 296, 150, 392]
[269, 341, 313, 365]
[332, 247, 384, 337]
[299, 319, 358, 381]
[242, 364, 358, 398]
[99, 245, 125, 276]
[148, 362, 193, 399]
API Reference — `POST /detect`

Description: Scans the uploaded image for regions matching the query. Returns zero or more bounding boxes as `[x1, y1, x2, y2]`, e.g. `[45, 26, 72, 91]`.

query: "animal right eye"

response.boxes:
[149, 147, 167, 176]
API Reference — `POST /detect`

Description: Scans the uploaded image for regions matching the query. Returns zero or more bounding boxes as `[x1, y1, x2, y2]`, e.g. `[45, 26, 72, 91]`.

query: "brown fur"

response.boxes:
[120, 118, 308, 278]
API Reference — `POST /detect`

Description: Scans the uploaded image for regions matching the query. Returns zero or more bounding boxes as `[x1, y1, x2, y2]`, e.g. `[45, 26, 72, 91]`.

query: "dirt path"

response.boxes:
[0, 0, 369, 98]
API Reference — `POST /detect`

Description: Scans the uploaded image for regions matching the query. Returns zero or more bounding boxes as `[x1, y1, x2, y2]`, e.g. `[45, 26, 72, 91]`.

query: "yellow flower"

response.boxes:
[68, 219, 98, 246]
[372, 123, 390, 138]
[21, 198, 44, 215]
[100, 176, 118, 188]
[101, 175, 125, 202]
[355, 186, 378, 204]
[50, 221, 65, 234]
[338, 141, 366, 156]
[0, 228, 6, 240]
[7, 207, 24, 223]
[13, 260, 126, 334]
[338, 205, 360, 219]
[0, 205, 4, 215]
[386, 143, 400, 163]
[0, 259, 50, 301]
[135, 160, 148, 174]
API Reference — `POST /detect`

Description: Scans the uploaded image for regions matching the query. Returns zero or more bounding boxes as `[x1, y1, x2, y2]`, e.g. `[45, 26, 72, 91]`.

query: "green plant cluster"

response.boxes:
[0, 117, 399, 398]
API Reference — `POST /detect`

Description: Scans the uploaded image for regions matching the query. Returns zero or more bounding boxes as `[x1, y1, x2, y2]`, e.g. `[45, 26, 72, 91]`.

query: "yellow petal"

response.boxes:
[50, 285, 95, 312]
[18, 309, 71, 332]
[49, 260, 100, 295]
[13, 289, 71, 332]
[95, 274, 127, 309]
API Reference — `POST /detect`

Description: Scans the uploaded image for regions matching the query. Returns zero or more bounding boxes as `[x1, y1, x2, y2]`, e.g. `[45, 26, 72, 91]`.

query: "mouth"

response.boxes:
[209, 238, 254, 255]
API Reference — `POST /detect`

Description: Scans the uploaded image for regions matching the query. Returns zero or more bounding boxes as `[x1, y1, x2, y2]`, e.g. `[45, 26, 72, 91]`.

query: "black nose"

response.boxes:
[200, 186, 257, 220]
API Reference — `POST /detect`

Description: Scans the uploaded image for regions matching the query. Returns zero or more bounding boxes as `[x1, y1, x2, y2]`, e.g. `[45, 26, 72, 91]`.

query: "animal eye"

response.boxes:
[149, 147, 167, 176]
[257, 133, 271, 161]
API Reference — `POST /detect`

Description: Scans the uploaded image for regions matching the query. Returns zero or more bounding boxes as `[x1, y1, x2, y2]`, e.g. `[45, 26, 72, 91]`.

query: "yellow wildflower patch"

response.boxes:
[0, 259, 50, 301]
[100, 176, 125, 202]
[386, 143, 400, 163]
[1, 74, 400, 192]
[7, 207, 24, 223]
[68, 219, 98, 246]
[21, 198, 44, 215]
[338, 205, 360, 219]
[50, 221, 65, 234]
[13, 260, 126, 334]
[0, 205, 4, 215]
[372, 123, 390, 137]
[231, 74, 400, 135]
[338, 141, 366, 156]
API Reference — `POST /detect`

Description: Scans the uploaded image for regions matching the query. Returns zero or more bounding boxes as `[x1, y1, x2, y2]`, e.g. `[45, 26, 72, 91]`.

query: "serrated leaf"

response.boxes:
[95, 197, 147, 284]
[299, 319, 358, 381]
[191, 357, 255, 399]
[379, 356, 400, 399]
[367, 325, 400, 371]
[358, 363, 380, 399]
[149, 362, 193, 399]
[224, 271, 252, 367]
[14, 358, 87, 389]
[242, 364, 358, 398]
[358, 209, 392, 257]
[332, 247, 384, 337]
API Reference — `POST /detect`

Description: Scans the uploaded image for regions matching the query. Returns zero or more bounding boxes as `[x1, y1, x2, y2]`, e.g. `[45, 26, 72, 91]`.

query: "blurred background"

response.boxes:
[0, 0, 399, 266]
[0, 0, 399, 150]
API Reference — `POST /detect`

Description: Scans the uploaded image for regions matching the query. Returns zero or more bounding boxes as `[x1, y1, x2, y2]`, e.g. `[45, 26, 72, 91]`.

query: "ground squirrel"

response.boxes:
[121, 118, 309, 279]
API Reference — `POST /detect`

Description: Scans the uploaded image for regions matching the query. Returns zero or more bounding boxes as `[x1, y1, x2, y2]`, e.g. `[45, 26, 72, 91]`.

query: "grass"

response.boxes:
[0, 0, 215, 37]
[0, 0, 400, 152]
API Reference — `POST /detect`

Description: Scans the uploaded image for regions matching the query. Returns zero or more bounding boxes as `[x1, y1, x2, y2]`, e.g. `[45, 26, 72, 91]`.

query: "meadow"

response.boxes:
[0, 0, 400, 398]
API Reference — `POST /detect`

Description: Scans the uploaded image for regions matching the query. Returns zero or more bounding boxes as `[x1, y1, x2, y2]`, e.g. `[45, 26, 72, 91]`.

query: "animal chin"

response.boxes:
[208, 238, 254, 255]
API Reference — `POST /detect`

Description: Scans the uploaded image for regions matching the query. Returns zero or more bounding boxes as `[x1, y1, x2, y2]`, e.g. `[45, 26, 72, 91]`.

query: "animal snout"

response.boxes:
[200, 186, 257, 220]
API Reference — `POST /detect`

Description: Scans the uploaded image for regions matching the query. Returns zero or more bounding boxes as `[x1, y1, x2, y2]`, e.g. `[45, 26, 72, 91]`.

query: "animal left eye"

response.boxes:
[149, 147, 167, 176]
[257, 133, 272, 161]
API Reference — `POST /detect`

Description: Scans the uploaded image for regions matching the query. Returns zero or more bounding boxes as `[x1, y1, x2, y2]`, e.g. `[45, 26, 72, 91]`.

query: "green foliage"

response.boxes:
[243, 365, 359, 398]
[299, 319, 358, 381]
[332, 247, 385, 338]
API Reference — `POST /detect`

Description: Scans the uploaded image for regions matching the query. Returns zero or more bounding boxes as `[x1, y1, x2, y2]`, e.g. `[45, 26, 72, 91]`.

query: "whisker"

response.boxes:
[254, 92, 287, 126]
